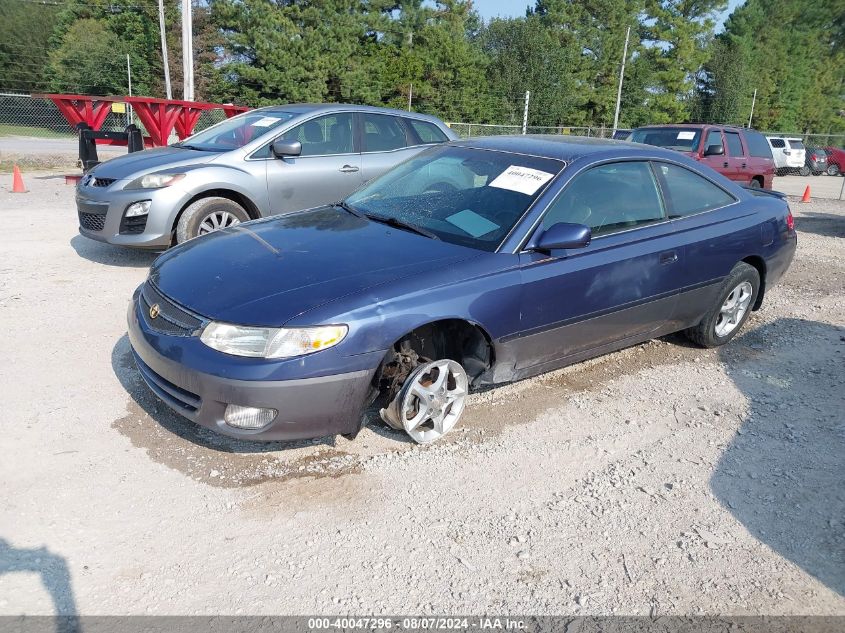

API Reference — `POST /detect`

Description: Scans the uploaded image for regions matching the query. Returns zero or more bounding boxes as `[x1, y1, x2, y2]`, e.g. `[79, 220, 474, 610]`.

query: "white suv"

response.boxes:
[766, 137, 806, 175]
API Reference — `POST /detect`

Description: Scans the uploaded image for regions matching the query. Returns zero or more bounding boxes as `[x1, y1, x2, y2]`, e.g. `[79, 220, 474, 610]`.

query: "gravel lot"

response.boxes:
[0, 173, 843, 616]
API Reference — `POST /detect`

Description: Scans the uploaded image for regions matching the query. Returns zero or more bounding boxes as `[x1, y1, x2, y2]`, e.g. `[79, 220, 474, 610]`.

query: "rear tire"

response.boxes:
[685, 262, 760, 348]
[799, 165, 811, 177]
[748, 178, 762, 189]
[176, 197, 249, 244]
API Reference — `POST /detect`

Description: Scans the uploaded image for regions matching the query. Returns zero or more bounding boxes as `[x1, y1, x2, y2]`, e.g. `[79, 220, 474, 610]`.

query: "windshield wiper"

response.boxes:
[174, 143, 206, 151]
[334, 201, 365, 218]
[365, 213, 439, 240]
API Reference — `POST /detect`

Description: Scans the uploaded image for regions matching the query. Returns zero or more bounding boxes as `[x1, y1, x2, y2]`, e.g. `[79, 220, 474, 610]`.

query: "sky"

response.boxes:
[472, 0, 746, 30]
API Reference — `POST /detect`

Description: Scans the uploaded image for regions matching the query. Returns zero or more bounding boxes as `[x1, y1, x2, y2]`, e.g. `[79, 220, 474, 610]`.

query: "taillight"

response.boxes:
[786, 209, 795, 232]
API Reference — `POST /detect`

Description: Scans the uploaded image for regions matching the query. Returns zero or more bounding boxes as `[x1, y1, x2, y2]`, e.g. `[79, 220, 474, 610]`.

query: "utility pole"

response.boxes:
[522, 90, 530, 135]
[158, 0, 172, 99]
[181, 0, 194, 101]
[408, 83, 413, 112]
[748, 88, 757, 128]
[126, 54, 133, 126]
[612, 25, 631, 135]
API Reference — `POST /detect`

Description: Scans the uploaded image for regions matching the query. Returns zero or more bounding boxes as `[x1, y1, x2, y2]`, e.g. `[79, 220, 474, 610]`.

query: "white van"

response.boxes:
[766, 137, 806, 175]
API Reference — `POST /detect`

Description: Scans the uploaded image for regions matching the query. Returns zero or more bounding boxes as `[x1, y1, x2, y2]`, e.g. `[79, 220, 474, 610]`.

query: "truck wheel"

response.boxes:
[176, 197, 249, 243]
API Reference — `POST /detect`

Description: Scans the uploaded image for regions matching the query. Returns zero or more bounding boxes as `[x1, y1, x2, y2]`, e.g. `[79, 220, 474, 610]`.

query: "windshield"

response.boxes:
[344, 145, 563, 252]
[630, 127, 702, 152]
[177, 111, 296, 151]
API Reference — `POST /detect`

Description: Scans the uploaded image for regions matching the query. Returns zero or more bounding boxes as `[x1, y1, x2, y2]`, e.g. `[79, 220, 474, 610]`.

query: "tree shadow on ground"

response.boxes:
[712, 317, 845, 596]
[0, 538, 80, 632]
[794, 212, 845, 239]
[70, 235, 159, 268]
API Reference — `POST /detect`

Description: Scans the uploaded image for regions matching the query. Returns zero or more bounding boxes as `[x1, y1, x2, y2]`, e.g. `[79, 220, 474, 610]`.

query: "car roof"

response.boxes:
[633, 123, 762, 134]
[251, 103, 446, 123]
[449, 134, 676, 162]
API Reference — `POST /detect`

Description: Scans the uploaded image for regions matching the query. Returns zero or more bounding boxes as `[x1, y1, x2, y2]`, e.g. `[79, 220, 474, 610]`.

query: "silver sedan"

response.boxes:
[75, 104, 456, 248]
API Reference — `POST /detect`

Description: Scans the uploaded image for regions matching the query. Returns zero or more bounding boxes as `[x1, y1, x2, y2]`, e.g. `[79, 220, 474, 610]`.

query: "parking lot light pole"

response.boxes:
[181, 0, 194, 101]
[159, 0, 172, 100]
[612, 25, 631, 135]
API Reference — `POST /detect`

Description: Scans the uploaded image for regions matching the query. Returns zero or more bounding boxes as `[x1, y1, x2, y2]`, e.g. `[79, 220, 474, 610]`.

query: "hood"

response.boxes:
[92, 146, 219, 179]
[150, 207, 480, 326]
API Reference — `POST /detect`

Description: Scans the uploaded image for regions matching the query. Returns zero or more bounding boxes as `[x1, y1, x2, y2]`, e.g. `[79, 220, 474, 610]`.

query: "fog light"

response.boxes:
[125, 200, 151, 217]
[224, 404, 277, 430]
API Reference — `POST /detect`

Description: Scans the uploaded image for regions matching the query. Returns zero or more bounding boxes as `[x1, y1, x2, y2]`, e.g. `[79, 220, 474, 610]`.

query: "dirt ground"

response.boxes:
[0, 172, 842, 616]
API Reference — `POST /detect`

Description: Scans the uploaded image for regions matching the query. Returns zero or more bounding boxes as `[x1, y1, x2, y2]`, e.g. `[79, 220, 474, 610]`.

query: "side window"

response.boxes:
[407, 119, 448, 144]
[769, 138, 785, 149]
[280, 113, 354, 157]
[362, 114, 408, 152]
[745, 131, 773, 158]
[542, 162, 665, 236]
[655, 163, 736, 217]
[705, 129, 723, 150]
[724, 131, 744, 156]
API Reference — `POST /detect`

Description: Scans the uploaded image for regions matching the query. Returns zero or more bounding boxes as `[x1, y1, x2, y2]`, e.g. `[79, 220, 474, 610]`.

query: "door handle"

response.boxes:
[339, 165, 359, 173]
[723, 161, 729, 168]
[659, 250, 678, 265]
[742, 162, 747, 168]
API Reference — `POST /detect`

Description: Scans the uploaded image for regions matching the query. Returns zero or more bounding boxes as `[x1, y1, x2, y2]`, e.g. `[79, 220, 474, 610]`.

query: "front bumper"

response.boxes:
[127, 294, 378, 441]
[76, 181, 193, 248]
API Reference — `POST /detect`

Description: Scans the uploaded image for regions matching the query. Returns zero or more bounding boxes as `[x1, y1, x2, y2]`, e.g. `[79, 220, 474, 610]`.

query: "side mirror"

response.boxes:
[528, 222, 592, 253]
[704, 143, 724, 157]
[271, 139, 302, 158]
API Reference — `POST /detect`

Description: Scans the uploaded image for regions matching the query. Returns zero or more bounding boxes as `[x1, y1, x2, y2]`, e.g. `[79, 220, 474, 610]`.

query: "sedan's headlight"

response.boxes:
[126, 173, 186, 189]
[200, 322, 348, 358]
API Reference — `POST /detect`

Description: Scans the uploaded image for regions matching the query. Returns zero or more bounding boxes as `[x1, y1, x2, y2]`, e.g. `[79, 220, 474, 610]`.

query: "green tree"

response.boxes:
[46, 19, 132, 95]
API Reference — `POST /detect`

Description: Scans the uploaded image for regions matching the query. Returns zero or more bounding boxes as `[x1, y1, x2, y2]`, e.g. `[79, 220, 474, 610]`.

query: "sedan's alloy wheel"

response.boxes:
[199, 211, 241, 235]
[714, 281, 753, 337]
[382, 359, 469, 444]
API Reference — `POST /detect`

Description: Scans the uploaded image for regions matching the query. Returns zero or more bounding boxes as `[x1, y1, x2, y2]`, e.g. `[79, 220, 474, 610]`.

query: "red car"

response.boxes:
[824, 147, 844, 176]
[630, 124, 775, 189]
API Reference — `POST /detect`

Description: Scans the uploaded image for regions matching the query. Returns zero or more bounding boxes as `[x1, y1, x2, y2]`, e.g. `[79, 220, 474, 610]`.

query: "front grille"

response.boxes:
[91, 177, 116, 188]
[79, 212, 105, 232]
[134, 352, 201, 414]
[140, 281, 204, 337]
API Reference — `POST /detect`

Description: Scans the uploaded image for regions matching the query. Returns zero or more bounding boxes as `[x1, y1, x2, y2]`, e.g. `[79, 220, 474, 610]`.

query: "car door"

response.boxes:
[650, 161, 743, 325]
[263, 112, 362, 214]
[723, 130, 747, 183]
[767, 137, 787, 169]
[359, 113, 425, 183]
[700, 128, 729, 176]
[514, 160, 683, 371]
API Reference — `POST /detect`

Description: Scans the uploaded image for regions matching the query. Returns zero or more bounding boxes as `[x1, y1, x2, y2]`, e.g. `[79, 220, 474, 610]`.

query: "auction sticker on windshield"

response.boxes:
[489, 165, 554, 195]
[677, 131, 696, 140]
[252, 116, 282, 127]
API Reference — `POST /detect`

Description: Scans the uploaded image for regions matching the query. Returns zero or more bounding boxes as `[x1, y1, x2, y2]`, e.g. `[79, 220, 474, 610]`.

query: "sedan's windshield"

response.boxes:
[344, 146, 563, 252]
[176, 111, 296, 151]
[630, 127, 701, 152]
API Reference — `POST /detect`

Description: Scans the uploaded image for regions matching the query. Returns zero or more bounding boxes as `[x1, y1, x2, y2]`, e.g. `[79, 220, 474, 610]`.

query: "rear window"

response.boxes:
[407, 119, 448, 144]
[789, 140, 805, 150]
[630, 127, 701, 152]
[745, 131, 773, 158]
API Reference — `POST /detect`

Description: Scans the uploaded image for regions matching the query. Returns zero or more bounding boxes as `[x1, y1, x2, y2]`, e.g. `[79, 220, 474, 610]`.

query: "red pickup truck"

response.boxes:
[629, 124, 775, 189]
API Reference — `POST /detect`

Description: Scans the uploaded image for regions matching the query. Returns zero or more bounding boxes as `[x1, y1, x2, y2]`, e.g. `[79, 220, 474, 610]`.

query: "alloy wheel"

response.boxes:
[398, 360, 468, 444]
[198, 211, 241, 235]
[715, 281, 753, 338]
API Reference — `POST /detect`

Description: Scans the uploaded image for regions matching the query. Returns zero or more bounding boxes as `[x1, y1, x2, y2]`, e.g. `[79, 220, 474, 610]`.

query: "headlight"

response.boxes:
[200, 322, 348, 358]
[126, 173, 186, 189]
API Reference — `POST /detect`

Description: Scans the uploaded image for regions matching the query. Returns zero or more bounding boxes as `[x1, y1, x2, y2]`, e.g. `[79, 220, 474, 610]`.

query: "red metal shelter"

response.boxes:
[35, 94, 250, 147]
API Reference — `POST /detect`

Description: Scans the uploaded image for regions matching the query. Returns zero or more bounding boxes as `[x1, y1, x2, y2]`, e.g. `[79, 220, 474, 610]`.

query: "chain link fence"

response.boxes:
[2, 92, 844, 198]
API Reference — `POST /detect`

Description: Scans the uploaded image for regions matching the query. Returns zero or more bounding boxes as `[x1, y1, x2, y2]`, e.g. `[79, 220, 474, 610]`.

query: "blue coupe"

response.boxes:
[127, 136, 796, 444]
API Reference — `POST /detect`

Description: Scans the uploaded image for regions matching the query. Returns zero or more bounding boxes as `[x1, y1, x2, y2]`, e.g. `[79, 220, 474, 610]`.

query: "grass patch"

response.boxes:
[0, 124, 72, 138]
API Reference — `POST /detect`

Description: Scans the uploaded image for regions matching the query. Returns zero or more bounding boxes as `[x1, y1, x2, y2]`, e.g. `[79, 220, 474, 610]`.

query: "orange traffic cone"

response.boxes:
[800, 185, 811, 203]
[11, 165, 26, 193]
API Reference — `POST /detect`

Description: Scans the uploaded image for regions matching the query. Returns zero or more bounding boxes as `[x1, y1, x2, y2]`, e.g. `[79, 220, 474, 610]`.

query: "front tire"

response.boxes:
[799, 165, 811, 177]
[685, 262, 760, 348]
[176, 197, 249, 244]
[828, 164, 840, 176]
